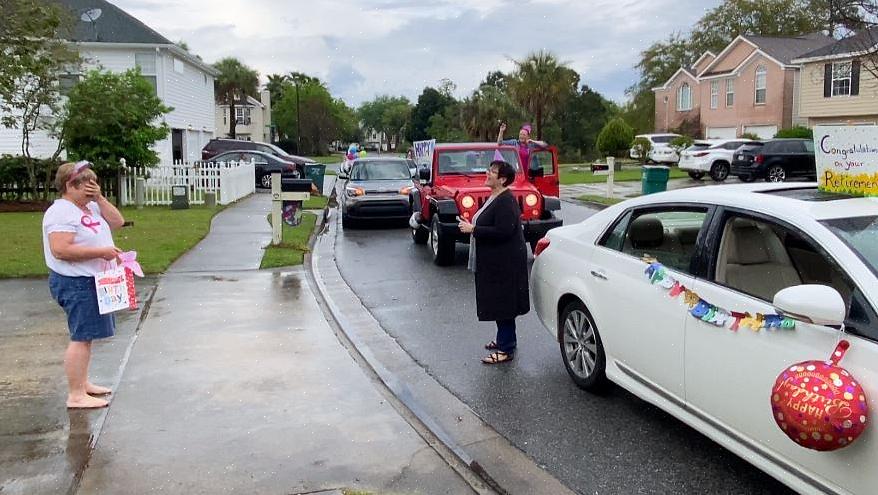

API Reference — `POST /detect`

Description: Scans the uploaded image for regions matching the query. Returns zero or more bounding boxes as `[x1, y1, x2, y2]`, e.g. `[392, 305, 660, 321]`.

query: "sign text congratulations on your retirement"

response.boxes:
[815, 125, 878, 197]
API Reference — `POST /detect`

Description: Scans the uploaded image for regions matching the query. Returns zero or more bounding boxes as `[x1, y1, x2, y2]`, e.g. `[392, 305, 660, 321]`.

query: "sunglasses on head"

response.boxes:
[67, 161, 93, 184]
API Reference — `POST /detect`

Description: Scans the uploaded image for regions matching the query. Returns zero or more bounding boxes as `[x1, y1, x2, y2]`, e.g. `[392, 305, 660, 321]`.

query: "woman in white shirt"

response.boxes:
[43, 161, 125, 409]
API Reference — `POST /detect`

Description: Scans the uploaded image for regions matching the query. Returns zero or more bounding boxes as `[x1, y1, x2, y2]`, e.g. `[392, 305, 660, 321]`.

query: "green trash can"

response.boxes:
[304, 163, 326, 192]
[641, 165, 670, 195]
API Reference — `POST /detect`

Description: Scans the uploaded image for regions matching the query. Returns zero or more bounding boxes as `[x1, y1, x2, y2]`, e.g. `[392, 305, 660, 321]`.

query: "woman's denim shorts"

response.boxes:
[48, 270, 115, 342]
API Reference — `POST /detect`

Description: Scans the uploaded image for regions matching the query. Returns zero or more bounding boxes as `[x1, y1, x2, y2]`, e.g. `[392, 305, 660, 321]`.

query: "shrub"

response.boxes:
[774, 126, 813, 139]
[670, 135, 695, 151]
[596, 118, 635, 158]
[630, 137, 653, 163]
[741, 132, 760, 140]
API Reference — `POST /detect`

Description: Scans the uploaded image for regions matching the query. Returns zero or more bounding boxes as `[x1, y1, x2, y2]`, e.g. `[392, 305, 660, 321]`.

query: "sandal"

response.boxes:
[485, 341, 499, 350]
[481, 351, 514, 365]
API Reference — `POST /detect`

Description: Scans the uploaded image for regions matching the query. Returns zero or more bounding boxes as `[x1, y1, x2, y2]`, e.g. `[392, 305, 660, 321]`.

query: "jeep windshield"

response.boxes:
[437, 149, 520, 176]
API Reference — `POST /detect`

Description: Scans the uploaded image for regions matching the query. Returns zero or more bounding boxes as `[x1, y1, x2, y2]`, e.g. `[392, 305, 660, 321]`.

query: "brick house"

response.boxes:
[654, 33, 834, 139]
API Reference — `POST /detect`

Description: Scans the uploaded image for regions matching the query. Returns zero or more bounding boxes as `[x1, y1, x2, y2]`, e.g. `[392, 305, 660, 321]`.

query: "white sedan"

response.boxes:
[678, 139, 757, 181]
[531, 183, 878, 495]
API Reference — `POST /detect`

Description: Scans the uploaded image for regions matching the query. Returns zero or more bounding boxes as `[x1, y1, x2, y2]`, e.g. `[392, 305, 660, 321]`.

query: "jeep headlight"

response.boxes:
[525, 194, 538, 207]
[461, 195, 475, 209]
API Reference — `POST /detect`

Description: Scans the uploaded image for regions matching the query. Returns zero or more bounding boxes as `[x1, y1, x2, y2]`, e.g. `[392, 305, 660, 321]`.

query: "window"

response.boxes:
[677, 83, 692, 111]
[726, 79, 735, 106]
[235, 107, 251, 125]
[600, 208, 709, 274]
[529, 149, 555, 177]
[832, 62, 852, 96]
[710, 80, 719, 109]
[755, 66, 767, 104]
[715, 214, 878, 341]
[437, 149, 520, 174]
[134, 52, 157, 94]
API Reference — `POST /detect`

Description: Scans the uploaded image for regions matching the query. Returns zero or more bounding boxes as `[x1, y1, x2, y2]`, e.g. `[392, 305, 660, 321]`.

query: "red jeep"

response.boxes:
[409, 142, 562, 265]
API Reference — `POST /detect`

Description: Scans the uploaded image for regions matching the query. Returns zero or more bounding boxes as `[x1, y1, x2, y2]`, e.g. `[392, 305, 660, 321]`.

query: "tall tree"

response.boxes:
[409, 87, 454, 142]
[265, 73, 288, 109]
[213, 58, 259, 139]
[358, 96, 413, 151]
[557, 85, 617, 160]
[507, 50, 579, 140]
[0, 0, 79, 194]
[274, 78, 337, 155]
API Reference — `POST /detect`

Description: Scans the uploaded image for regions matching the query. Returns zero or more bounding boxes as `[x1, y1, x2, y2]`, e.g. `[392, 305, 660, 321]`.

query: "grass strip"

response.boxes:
[260, 212, 318, 269]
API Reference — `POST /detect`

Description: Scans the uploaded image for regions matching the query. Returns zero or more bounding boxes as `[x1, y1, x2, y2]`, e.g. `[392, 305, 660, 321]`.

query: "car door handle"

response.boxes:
[590, 270, 608, 280]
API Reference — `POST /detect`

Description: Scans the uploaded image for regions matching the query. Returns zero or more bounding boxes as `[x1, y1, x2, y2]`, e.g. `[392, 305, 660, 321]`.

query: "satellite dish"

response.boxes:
[80, 8, 102, 22]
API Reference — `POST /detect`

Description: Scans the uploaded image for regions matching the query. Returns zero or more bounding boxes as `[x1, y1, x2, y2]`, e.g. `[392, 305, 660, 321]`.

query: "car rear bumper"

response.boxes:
[730, 161, 763, 178]
[678, 158, 710, 172]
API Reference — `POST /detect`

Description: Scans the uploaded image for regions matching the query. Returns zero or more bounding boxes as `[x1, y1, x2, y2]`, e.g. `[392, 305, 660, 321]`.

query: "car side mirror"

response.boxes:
[773, 285, 846, 326]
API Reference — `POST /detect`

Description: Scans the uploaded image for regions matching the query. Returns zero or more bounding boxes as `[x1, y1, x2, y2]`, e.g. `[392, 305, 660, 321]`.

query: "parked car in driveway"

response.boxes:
[679, 139, 757, 181]
[629, 133, 682, 164]
[202, 138, 314, 167]
[530, 183, 878, 495]
[339, 158, 416, 228]
[730, 138, 815, 183]
[210, 150, 300, 189]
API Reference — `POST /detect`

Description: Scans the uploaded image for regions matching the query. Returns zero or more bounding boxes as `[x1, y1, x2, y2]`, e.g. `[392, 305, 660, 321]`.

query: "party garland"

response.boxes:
[644, 262, 797, 331]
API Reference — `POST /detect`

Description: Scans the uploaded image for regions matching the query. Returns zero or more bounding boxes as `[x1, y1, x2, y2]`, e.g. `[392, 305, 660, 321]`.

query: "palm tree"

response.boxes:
[265, 73, 289, 108]
[214, 58, 259, 139]
[507, 51, 579, 140]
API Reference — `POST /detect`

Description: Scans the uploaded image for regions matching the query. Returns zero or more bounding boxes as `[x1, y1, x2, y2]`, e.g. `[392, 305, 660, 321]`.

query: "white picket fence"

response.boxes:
[120, 160, 255, 206]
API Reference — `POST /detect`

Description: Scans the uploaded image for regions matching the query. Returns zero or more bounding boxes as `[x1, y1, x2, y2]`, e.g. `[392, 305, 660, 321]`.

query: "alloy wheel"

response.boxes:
[562, 309, 597, 379]
[430, 218, 439, 257]
[767, 166, 786, 182]
[260, 174, 272, 189]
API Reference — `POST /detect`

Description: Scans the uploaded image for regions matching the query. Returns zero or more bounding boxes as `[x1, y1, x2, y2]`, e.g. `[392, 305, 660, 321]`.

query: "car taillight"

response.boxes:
[755, 154, 764, 164]
[533, 237, 550, 257]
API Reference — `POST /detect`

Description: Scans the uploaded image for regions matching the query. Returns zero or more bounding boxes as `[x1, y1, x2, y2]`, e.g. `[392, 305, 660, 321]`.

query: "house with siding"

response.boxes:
[654, 33, 835, 139]
[0, 0, 219, 163]
[215, 90, 273, 143]
[792, 27, 878, 127]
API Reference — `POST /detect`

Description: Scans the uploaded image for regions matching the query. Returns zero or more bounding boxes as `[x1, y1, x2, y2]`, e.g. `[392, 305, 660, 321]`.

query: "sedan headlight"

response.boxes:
[524, 194, 538, 207]
[346, 186, 365, 197]
[461, 195, 475, 209]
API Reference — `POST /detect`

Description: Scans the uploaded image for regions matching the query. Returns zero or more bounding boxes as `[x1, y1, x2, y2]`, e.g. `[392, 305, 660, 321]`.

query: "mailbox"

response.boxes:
[171, 185, 189, 210]
[281, 178, 313, 192]
[270, 172, 311, 245]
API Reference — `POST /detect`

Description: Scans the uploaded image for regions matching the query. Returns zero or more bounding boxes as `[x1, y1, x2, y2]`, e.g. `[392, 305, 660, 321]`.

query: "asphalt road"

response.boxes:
[334, 200, 793, 494]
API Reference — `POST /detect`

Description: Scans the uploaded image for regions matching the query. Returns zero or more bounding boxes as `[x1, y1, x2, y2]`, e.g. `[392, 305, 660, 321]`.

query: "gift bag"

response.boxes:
[94, 251, 143, 315]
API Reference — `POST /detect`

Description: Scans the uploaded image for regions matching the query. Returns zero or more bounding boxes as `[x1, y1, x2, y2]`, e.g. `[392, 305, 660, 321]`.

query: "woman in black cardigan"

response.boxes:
[458, 160, 530, 364]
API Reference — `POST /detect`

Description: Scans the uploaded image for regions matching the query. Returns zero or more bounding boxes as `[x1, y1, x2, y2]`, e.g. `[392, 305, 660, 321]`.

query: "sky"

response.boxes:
[113, 0, 722, 107]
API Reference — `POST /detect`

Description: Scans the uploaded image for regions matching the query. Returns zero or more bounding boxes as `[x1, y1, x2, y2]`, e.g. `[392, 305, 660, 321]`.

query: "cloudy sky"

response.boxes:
[113, 0, 721, 106]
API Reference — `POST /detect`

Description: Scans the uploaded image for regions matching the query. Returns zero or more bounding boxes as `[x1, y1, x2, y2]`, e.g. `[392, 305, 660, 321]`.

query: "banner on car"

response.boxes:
[814, 125, 878, 197]
[412, 139, 435, 170]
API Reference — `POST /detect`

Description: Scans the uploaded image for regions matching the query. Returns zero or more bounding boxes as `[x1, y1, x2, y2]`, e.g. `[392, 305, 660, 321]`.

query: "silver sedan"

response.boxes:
[339, 158, 416, 228]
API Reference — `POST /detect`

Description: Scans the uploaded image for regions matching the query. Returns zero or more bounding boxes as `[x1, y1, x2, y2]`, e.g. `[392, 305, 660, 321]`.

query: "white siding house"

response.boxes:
[0, 0, 218, 164]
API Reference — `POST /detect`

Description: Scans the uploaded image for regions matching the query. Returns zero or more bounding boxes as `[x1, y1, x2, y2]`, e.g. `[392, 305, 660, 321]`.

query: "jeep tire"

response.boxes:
[430, 216, 455, 266]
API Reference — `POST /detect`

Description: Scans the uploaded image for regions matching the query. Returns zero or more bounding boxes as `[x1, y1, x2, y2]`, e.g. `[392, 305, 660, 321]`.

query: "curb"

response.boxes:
[306, 184, 576, 495]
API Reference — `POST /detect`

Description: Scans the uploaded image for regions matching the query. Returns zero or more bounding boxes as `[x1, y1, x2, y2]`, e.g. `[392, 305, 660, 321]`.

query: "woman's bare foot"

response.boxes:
[86, 383, 111, 395]
[67, 394, 109, 409]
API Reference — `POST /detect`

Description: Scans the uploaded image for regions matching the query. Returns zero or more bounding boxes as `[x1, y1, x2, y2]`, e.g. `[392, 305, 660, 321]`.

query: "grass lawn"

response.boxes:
[0, 205, 223, 278]
[559, 164, 688, 185]
[303, 195, 329, 210]
[306, 155, 344, 165]
[260, 212, 317, 269]
[576, 194, 625, 206]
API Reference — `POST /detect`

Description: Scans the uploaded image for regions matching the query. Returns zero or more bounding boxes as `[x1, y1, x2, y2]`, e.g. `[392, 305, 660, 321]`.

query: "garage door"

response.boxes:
[743, 125, 778, 139]
[705, 127, 737, 139]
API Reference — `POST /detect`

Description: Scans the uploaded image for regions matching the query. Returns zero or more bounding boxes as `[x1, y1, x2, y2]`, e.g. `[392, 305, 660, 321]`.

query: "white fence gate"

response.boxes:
[121, 160, 255, 206]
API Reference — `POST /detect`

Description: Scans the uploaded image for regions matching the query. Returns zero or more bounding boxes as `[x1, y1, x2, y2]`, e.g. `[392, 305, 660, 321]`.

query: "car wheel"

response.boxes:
[559, 300, 607, 391]
[687, 171, 704, 180]
[411, 212, 428, 245]
[429, 215, 455, 266]
[739, 174, 755, 183]
[710, 161, 730, 181]
[259, 173, 272, 189]
[766, 165, 787, 182]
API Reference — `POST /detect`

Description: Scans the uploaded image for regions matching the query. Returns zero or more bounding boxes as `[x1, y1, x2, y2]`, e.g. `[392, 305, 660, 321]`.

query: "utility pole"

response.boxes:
[295, 80, 301, 154]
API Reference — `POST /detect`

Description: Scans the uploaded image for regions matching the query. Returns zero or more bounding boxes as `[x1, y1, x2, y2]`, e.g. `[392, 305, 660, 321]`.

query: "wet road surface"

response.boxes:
[334, 201, 793, 494]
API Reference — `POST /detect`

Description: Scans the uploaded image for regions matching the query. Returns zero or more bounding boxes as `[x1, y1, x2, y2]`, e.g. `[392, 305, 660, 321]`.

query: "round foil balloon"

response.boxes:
[771, 340, 868, 451]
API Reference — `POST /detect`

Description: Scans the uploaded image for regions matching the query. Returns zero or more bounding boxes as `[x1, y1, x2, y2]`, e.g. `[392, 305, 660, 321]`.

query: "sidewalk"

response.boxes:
[72, 193, 476, 494]
[560, 176, 710, 203]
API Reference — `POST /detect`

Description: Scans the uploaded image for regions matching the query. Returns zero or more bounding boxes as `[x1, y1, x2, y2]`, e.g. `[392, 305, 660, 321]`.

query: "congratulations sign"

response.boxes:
[815, 125, 878, 197]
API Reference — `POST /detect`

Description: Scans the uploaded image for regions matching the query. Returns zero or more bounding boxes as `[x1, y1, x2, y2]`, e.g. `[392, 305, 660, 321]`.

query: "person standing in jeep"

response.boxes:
[496, 122, 547, 173]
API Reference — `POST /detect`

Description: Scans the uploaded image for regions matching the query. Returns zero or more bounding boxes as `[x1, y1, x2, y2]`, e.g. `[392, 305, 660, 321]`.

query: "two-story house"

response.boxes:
[215, 90, 273, 143]
[793, 27, 878, 127]
[654, 33, 835, 139]
[0, 0, 218, 163]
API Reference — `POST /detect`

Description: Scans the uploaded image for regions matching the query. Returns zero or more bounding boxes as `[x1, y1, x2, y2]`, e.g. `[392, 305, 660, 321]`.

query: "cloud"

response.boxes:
[113, 0, 720, 106]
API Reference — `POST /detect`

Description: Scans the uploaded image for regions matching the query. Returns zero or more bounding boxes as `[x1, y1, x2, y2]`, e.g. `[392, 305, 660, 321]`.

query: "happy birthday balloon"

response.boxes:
[771, 340, 868, 451]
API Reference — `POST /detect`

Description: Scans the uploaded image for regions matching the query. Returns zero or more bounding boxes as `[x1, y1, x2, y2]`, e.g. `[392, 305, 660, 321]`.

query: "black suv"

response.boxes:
[202, 138, 313, 166]
[730, 138, 815, 182]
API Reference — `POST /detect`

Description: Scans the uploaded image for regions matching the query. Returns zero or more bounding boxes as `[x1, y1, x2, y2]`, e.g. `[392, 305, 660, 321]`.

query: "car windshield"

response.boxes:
[351, 160, 412, 180]
[821, 215, 878, 277]
[437, 149, 520, 175]
[651, 136, 675, 144]
[264, 143, 293, 158]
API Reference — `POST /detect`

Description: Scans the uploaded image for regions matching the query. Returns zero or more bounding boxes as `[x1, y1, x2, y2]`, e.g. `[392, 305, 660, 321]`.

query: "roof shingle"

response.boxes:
[52, 0, 173, 45]
[796, 26, 878, 60]
[741, 32, 835, 65]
